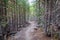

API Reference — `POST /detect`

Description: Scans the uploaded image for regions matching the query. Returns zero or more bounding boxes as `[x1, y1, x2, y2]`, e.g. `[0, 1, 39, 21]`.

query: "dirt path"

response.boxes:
[8, 21, 53, 40]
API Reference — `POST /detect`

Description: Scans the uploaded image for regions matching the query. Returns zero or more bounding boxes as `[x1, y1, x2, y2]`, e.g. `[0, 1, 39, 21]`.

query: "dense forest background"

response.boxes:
[0, 0, 60, 40]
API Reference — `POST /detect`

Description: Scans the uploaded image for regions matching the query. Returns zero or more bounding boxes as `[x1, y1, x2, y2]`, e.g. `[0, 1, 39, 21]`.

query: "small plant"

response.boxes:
[53, 32, 60, 40]
[0, 15, 7, 27]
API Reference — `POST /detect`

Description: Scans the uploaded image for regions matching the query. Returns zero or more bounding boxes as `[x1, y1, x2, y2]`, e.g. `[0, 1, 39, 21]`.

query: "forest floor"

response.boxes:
[8, 21, 53, 40]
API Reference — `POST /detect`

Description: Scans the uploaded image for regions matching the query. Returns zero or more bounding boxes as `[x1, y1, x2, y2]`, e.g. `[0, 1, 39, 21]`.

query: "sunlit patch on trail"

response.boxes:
[25, 21, 38, 40]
